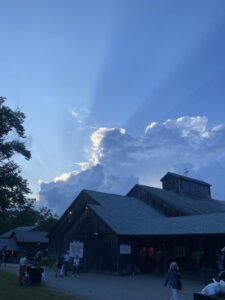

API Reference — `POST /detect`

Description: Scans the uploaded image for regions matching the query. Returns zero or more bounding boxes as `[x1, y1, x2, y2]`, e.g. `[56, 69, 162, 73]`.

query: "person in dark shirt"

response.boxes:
[165, 262, 180, 300]
[63, 251, 70, 276]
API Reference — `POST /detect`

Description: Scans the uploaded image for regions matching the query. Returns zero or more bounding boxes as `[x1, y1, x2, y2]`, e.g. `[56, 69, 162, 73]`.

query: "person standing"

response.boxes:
[35, 249, 43, 262]
[3, 251, 9, 267]
[72, 255, 80, 278]
[55, 254, 64, 278]
[216, 248, 225, 272]
[63, 251, 70, 276]
[19, 253, 28, 285]
[165, 262, 180, 300]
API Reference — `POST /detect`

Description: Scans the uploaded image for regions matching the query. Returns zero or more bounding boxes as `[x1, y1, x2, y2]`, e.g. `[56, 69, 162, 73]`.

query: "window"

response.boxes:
[148, 247, 154, 258]
[174, 246, 186, 258]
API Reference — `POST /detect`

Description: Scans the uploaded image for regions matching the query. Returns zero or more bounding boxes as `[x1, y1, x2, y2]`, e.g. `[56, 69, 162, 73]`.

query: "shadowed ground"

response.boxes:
[2, 264, 206, 300]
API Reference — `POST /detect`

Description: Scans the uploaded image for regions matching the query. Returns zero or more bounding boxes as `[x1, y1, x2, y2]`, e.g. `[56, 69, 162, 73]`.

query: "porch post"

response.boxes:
[162, 238, 168, 274]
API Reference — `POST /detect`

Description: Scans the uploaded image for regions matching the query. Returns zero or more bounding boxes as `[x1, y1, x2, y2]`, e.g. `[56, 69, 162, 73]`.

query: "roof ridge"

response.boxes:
[85, 189, 134, 198]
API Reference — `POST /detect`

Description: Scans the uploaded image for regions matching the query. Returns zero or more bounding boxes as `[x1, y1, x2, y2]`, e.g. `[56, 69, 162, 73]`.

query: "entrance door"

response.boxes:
[139, 246, 155, 273]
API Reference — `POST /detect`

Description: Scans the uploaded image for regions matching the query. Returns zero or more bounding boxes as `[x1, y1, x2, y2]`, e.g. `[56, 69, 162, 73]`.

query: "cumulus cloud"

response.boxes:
[39, 116, 225, 214]
[39, 164, 137, 214]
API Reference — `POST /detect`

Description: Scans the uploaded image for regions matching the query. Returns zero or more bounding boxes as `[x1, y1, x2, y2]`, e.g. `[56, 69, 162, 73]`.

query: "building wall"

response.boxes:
[161, 174, 211, 200]
[117, 234, 225, 274]
[17, 242, 48, 259]
[128, 186, 185, 217]
[49, 206, 119, 273]
[182, 180, 210, 199]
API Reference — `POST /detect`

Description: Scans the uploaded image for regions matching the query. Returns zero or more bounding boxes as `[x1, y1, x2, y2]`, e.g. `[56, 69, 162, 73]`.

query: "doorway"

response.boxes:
[139, 246, 155, 273]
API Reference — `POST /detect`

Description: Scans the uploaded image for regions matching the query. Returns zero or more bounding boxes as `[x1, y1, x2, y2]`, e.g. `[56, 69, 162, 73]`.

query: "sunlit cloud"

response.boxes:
[54, 171, 79, 182]
[39, 116, 225, 214]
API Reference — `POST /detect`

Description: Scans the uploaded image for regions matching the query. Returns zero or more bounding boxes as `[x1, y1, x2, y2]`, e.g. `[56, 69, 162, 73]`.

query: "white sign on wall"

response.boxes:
[120, 244, 131, 254]
[70, 240, 84, 258]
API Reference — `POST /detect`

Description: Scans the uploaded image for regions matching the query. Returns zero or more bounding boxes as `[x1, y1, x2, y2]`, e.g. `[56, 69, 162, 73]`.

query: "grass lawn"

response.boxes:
[0, 270, 84, 300]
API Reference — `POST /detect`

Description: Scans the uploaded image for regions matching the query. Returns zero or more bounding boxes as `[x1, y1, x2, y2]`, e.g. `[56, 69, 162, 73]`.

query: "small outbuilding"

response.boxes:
[0, 225, 48, 259]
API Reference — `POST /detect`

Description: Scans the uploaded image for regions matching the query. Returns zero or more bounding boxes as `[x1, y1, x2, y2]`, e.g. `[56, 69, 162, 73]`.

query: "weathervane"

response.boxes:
[184, 168, 188, 176]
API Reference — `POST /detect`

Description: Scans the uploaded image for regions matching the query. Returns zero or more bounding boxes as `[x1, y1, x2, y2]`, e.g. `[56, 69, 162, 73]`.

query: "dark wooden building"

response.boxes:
[48, 172, 225, 274]
[0, 225, 48, 259]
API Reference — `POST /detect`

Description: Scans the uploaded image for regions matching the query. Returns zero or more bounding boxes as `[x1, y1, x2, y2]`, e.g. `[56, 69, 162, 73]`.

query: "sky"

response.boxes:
[1, 0, 225, 214]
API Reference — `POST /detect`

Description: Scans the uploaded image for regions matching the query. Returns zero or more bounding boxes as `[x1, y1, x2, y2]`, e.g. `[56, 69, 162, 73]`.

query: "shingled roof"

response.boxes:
[86, 189, 163, 215]
[84, 190, 165, 233]
[14, 231, 48, 243]
[0, 225, 38, 238]
[128, 184, 225, 215]
[88, 201, 225, 236]
[0, 238, 18, 251]
[82, 189, 225, 236]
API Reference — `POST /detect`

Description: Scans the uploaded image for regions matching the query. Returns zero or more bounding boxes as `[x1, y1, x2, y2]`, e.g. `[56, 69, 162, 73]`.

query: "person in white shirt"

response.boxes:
[72, 255, 80, 278]
[19, 254, 27, 285]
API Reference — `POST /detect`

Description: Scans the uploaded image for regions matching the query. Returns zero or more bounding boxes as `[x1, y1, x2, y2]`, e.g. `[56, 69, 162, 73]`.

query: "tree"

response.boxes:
[0, 97, 31, 215]
[0, 206, 58, 234]
[37, 206, 59, 232]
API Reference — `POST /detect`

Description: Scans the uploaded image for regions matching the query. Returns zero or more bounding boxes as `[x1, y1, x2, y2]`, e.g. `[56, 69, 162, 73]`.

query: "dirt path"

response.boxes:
[2, 264, 205, 300]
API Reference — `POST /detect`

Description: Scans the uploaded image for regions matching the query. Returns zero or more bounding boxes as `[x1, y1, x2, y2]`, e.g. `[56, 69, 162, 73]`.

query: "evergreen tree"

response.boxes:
[0, 97, 31, 215]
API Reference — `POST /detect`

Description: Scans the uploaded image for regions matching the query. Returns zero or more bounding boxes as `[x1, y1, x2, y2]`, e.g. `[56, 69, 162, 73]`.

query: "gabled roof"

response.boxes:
[49, 189, 166, 237]
[15, 231, 48, 243]
[84, 190, 165, 233]
[0, 225, 38, 238]
[100, 210, 225, 236]
[85, 190, 164, 217]
[160, 172, 211, 186]
[0, 238, 18, 251]
[128, 184, 225, 215]
[84, 191, 225, 235]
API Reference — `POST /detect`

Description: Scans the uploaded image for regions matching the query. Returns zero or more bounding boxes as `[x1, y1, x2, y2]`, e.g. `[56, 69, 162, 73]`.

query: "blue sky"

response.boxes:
[1, 0, 225, 213]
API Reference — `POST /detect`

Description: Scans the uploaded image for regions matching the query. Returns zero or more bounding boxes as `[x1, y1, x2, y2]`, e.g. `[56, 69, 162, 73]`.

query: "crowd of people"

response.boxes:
[18, 249, 80, 286]
[55, 251, 80, 278]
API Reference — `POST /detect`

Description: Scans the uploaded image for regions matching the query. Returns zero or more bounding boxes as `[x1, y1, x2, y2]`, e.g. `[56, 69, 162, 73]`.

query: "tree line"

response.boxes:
[0, 97, 58, 233]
